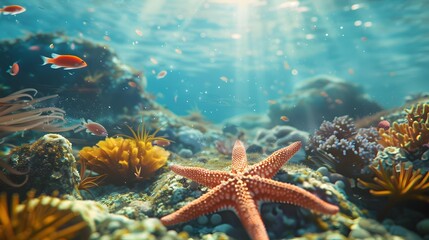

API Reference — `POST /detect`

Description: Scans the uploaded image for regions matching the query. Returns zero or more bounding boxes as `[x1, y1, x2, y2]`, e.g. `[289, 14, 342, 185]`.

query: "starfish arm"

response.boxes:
[246, 176, 339, 215]
[160, 182, 234, 226]
[231, 140, 248, 173]
[169, 165, 231, 188]
[246, 141, 301, 178]
[235, 180, 270, 240]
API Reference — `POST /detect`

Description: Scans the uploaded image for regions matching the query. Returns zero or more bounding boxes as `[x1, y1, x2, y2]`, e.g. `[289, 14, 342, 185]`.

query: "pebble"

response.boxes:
[358, 218, 387, 235]
[334, 180, 345, 189]
[183, 224, 193, 233]
[317, 166, 330, 176]
[389, 225, 422, 240]
[178, 149, 193, 158]
[417, 219, 429, 235]
[210, 213, 222, 225]
[246, 144, 264, 154]
[213, 223, 235, 236]
[322, 176, 330, 182]
[198, 215, 209, 225]
[349, 228, 371, 239]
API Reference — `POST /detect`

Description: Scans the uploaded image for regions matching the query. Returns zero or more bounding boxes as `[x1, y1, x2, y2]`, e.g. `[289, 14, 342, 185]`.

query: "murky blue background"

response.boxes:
[1, 0, 428, 122]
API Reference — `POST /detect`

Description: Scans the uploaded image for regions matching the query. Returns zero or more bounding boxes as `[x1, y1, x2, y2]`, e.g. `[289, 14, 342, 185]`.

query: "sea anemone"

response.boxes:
[358, 161, 429, 217]
[78, 124, 170, 185]
[0, 88, 79, 139]
[77, 159, 106, 196]
[0, 191, 89, 240]
[0, 159, 28, 188]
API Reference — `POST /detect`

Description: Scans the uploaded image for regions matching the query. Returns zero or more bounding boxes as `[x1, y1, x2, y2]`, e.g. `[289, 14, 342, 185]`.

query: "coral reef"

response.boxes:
[306, 116, 383, 179]
[6, 134, 81, 197]
[0, 191, 90, 240]
[79, 125, 170, 185]
[254, 125, 309, 156]
[378, 103, 429, 155]
[268, 75, 382, 131]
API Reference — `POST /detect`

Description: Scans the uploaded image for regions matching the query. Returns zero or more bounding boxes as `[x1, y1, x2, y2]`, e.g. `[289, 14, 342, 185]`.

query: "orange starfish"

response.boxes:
[161, 140, 339, 240]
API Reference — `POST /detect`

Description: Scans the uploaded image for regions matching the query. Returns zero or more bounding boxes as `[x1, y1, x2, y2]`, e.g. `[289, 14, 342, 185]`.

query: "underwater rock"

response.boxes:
[7, 134, 81, 198]
[178, 148, 193, 158]
[0, 33, 152, 123]
[95, 218, 187, 240]
[254, 125, 309, 158]
[416, 218, 429, 236]
[268, 75, 383, 131]
[222, 113, 270, 130]
[177, 126, 205, 153]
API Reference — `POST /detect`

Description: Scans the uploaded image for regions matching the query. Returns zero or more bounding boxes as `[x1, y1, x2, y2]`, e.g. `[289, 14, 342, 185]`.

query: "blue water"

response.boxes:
[1, 0, 428, 122]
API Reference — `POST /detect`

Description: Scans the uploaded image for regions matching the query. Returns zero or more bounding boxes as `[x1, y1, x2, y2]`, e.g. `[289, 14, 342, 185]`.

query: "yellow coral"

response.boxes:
[358, 161, 429, 204]
[378, 103, 429, 152]
[0, 191, 89, 240]
[79, 125, 170, 185]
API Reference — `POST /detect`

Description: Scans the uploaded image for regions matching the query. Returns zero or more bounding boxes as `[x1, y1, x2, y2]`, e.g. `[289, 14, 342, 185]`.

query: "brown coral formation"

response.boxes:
[378, 103, 429, 153]
[79, 125, 170, 185]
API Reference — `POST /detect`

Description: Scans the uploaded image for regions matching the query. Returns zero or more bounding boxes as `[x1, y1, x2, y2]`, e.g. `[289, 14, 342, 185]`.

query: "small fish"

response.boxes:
[150, 57, 158, 65]
[335, 99, 343, 105]
[7, 62, 19, 76]
[135, 29, 143, 36]
[74, 119, 108, 137]
[28, 45, 41, 51]
[0, 5, 26, 15]
[128, 81, 137, 88]
[153, 139, 171, 147]
[157, 70, 167, 79]
[220, 76, 228, 83]
[41, 53, 87, 70]
[267, 99, 277, 105]
[280, 115, 289, 122]
[320, 91, 328, 97]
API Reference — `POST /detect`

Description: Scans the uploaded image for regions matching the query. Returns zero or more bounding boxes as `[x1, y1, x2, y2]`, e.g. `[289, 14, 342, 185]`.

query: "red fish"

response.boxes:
[7, 62, 19, 76]
[0, 5, 26, 15]
[74, 119, 108, 137]
[41, 53, 87, 70]
[156, 70, 167, 79]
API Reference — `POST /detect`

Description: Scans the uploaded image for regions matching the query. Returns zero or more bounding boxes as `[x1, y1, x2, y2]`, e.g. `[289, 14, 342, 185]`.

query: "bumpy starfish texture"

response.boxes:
[161, 140, 339, 240]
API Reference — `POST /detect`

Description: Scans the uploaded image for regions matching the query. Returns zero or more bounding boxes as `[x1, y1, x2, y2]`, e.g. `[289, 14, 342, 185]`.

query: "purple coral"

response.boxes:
[307, 116, 382, 178]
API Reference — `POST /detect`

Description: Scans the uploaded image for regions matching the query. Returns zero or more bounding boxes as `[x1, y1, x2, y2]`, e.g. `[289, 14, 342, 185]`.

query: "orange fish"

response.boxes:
[0, 5, 26, 15]
[7, 62, 19, 76]
[280, 115, 289, 122]
[41, 53, 87, 70]
[156, 70, 167, 79]
[128, 81, 137, 88]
